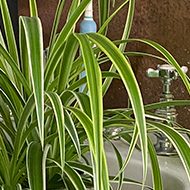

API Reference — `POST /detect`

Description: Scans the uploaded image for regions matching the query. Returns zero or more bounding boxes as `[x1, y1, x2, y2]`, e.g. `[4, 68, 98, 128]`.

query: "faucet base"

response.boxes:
[104, 127, 122, 140]
[154, 146, 177, 156]
[154, 132, 177, 156]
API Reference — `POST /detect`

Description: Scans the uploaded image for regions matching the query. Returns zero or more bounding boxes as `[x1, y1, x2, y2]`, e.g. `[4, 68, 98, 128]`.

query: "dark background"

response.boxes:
[5, 0, 190, 128]
[0, 0, 19, 46]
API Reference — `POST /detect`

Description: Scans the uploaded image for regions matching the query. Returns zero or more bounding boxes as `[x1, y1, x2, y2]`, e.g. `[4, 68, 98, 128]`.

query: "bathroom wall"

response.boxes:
[18, 0, 190, 128]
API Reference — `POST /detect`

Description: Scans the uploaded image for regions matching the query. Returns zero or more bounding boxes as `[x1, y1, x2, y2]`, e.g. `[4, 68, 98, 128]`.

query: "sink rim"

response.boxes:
[104, 140, 190, 190]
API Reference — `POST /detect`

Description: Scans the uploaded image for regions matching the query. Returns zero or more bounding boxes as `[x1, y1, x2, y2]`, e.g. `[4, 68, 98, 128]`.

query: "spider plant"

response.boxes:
[0, 0, 189, 190]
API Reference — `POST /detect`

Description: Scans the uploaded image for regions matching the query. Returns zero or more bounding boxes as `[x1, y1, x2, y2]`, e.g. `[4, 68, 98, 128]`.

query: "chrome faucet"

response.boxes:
[146, 64, 188, 155]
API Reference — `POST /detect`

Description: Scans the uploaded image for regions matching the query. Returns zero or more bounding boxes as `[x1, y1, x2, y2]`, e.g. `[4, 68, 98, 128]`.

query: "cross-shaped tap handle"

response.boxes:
[146, 64, 188, 80]
[146, 64, 188, 98]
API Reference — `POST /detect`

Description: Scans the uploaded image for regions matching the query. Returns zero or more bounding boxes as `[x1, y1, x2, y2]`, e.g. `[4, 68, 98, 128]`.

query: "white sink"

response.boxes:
[105, 140, 190, 190]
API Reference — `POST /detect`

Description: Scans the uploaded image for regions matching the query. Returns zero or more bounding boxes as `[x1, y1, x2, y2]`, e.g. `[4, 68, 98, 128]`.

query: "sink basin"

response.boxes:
[105, 140, 190, 190]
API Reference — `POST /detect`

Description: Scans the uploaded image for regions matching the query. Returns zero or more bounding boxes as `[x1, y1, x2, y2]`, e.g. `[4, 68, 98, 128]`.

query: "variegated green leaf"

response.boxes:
[114, 125, 138, 180]
[148, 121, 190, 182]
[88, 32, 147, 187]
[98, 0, 110, 35]
[148, 137, 163, 190]
[26, 142, 43, 190]
[66, 107, 94, 154]
[57, 34, 79, 94]
[127, 38, 190, 94]
[29, 0, 38, 17]
[101, 0, 135, 95]
[64, 163, 86, 190]
[10, 95, 35, 181]
[46, 91, 65, 169]
[20, 16, 44, 146]
[64, 110, 81, 157]
[74, 33, 109, 190]
[1, 184, 22, 190]
[48, 0, 66, 54]
[0, 0, 19, 65]
[0, 44, 31, 96]
[44, 0, 91, 89]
